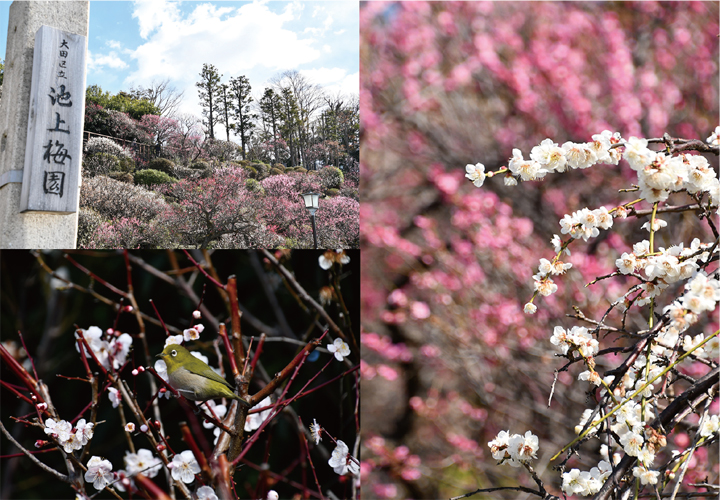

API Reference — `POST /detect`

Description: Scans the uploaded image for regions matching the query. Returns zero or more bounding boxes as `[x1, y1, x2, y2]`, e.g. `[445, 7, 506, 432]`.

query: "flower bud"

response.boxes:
[157, 443, 166, 452]
[193, 310, 201, 319]
[140, 424, 148, 433]
[36, 402, 48, 411]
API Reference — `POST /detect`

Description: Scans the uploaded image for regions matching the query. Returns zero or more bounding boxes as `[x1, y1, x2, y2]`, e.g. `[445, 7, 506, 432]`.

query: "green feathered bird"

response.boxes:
[156, 344, 249, 406]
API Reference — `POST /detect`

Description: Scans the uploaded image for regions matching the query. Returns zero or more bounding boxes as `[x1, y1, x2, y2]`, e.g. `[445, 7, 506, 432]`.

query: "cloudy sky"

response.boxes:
[0, 0, 358, 136]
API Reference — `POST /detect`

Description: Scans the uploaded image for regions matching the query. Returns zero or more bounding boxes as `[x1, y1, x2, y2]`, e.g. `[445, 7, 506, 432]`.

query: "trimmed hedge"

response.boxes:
[107, 171, 134, 183]
[148, 158, 175, 176]
[134, 169, 176, 187]
[190, 160, 210, 170]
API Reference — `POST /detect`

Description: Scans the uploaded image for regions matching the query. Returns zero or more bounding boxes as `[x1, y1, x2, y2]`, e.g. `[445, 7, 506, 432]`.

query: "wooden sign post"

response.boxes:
[19, 25, 87, 213]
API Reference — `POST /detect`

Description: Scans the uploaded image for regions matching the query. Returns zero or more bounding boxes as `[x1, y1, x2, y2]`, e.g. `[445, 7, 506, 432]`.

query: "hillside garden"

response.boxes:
[77, 74, 359, 249]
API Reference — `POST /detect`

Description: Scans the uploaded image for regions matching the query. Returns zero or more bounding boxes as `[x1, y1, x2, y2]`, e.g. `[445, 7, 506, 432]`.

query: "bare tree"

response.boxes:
[130, 78, 184, 117]
[271, 70, 326, 167]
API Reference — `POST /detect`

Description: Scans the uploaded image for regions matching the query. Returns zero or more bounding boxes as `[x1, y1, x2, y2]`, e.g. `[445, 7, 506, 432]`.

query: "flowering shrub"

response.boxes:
[316, 196, 360, 249]
[158, 167, 264, 248]
[80, 175, 167, 223]
[360, 2, 718, 498]
[84, 136, 133, 159]
[90, 217, 170, 249]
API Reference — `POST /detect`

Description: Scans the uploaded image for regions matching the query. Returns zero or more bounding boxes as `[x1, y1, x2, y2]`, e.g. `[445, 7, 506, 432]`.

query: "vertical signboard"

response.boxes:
[19, 25, 87, 213]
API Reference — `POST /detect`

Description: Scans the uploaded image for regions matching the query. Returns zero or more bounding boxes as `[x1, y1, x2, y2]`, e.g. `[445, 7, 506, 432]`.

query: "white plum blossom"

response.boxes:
[508, 148, 547, 181]
[170, 450, 200, 484]
[633, 466, 659, 485]
[530, 138, 568, 172]
[75, 419, 94, 446]
[44, 418, 72, 443]
[309, 418, 322, 445]
[523, 302, 537, 314]
[465, 163, 486, 187]
[699, 414, 719, 438]
[623, 137, 657, 170]
[488, 430, 511, 460]
[245, 396, 273, 432]
[503, 175, 518, 186]
[125, 448, 162, 478]
[61, 432, 83, 453]
[108, 387, 121, 408]
[616, 252, 637, 274]
[164, 335, 183, 348]
[533, 274, 558, 296]
[85, 456, 113, 490]
[488, 430, 538, 467]
[578, 370, 602, 386]
[507, 430, 539, 463]
[197, 486, 219, 500]
[327, 338, 351, 361]
[328, 440, 359, 476]
[75, 327, 133, 370]
[562, 141, 597, 169]
[183, 328, 200, 342]
[620, 429, 644, 457]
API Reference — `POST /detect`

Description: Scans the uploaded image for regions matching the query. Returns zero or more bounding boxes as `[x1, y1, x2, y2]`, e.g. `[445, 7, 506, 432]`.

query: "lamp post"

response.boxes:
[301, 192, 320, 249]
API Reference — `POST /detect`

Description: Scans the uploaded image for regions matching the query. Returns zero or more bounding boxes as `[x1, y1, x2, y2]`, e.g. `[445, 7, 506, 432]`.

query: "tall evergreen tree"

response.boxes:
[195, 63, 223, 140]
[229, 76, 255, 160]
[219, 83, 232, 142]
[258, 88, 283, 163]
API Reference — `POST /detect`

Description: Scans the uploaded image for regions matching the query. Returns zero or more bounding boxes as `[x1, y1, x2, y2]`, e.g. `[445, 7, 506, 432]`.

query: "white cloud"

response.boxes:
[333, 29, 346, 35]
[87, 51, 129, 71]
[106, 40, 122, 49]
[300, 68, 358, 98]
[300, 67, 347, 86]
[125, 1, 324, 117]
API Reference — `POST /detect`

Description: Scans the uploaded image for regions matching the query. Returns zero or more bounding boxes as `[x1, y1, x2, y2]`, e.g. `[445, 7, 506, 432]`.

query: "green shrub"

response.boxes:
[76, 207, 104, 249]
[273, 163, 286, 172]
[118, 157, 135, 173]
[190, 160, 210, 170]
[245, 178, 264, 194]
[292, 167, 308, 174]
[148, 158, 175, 176]
[251, 162, 270, 179]
[270, 167, 284, 176]
[242, 165, 258, 179]
[83, 152, 119, 177]
[134, 169, 176, 187]
[107, 171, 134, 183]
[318, 166, 344, 190]
[326, 188, 340, 197]
[340, 186, 359, 201]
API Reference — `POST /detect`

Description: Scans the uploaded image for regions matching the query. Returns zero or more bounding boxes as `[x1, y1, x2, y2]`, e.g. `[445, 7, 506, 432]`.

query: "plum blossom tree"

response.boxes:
[360, 2, 718, 498]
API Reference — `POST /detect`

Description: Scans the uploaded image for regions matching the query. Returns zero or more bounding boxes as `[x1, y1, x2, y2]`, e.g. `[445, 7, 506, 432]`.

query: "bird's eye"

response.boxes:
[171, 350, 177, 357]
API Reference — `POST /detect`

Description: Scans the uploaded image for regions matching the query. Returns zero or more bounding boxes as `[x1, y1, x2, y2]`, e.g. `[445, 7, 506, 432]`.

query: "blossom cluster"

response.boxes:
[467, 131, 720, 208]
[616, 239, 717, 307]
[43, 417, 94, 454]
[549, 326, 599, 360]
[75, 326, 133, 371]
[487, 430, 539, 467]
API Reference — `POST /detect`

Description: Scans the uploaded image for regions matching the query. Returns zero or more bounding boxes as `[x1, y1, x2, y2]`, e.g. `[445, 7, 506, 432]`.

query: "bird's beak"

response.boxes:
[155, 353, 164, 358]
